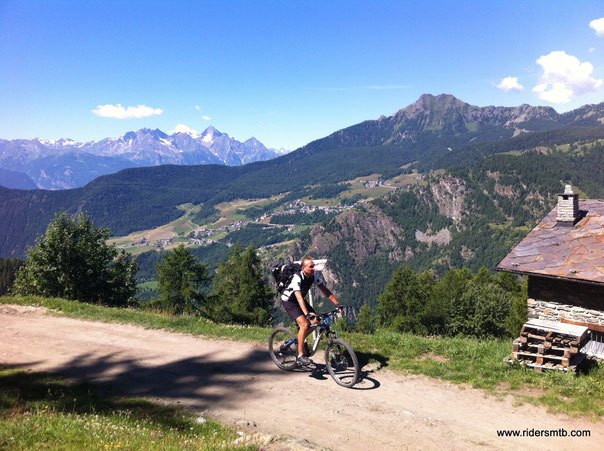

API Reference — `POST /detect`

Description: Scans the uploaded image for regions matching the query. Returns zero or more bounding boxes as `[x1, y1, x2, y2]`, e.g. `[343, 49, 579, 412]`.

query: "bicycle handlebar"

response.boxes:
[317, 308, 342, 322]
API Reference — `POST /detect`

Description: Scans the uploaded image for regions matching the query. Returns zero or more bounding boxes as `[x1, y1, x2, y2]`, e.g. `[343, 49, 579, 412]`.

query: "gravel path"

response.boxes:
[1, 304, 602, 450]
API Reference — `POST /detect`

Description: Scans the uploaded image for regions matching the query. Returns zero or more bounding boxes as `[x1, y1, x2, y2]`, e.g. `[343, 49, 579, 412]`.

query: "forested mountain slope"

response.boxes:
[1, 92, 603, 296]
[0, 168, 37, 190]
[300, 140, 604, 308]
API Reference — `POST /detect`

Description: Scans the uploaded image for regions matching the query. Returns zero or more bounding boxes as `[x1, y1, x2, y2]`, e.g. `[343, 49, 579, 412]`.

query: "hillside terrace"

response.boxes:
[110, 173, 421, 253]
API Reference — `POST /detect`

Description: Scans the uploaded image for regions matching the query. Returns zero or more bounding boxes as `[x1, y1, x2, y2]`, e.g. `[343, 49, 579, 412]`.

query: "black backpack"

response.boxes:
[271, 263, 302, 294]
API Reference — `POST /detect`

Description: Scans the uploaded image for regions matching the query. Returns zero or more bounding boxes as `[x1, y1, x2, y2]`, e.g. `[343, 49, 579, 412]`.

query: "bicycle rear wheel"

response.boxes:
[268, 327, 298, 371]
[325, 338, 359, 388]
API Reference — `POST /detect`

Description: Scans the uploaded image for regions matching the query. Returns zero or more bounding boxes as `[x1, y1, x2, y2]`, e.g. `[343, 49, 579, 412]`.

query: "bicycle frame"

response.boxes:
[270, 308, 359, 387]
[281, 311, 339, 357]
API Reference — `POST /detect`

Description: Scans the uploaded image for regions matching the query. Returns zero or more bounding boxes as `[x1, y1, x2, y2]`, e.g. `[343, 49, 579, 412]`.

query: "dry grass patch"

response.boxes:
[211, 196, 283, 227]
[418, 353, 451, 364]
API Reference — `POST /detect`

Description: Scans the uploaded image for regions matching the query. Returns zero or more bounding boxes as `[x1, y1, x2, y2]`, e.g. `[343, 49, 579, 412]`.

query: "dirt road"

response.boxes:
[1, 305, 602, 450]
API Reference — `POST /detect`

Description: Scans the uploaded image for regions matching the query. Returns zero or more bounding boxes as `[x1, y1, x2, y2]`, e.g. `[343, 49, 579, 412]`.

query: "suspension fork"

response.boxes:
[308, 327, 325, 355]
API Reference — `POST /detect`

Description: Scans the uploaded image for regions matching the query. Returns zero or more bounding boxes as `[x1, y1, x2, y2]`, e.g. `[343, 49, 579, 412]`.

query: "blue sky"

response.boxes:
[1, 1, 603, 150]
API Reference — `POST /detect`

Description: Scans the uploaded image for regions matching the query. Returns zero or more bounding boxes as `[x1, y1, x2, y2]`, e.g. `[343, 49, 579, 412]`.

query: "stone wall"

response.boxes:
[527, 276, 604, 327]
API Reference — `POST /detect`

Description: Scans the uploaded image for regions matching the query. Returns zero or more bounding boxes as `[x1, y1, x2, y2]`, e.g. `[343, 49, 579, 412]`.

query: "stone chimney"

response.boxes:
[556, 184, 579, 225]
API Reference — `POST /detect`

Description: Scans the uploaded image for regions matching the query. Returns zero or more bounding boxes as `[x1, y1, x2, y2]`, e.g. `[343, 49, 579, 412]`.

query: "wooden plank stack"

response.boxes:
[506, 319, 589, 372]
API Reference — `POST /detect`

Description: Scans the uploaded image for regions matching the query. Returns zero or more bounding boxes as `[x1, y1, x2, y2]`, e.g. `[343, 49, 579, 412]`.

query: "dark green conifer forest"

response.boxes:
[1, 98, 603, 337]
[0, 257, 24, 296]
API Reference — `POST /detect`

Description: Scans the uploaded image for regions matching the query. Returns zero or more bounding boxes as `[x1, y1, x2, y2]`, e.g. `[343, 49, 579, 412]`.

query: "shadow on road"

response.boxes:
[0, 369, 214, 433]
[356, 351, 389, 370]
[1, 361, 43, 370]
[352, 373, 381, 390]
[9, 348, 279, 412]
[298, 362, 381, 390]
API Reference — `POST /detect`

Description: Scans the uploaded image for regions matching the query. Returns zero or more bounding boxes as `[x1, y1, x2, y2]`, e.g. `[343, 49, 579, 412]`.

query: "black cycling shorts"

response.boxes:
[282, 299, 316, 322]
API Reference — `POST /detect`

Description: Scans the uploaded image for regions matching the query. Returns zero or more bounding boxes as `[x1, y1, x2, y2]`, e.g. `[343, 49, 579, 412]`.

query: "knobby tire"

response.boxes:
[325, 338, 359, 388]
[268, 327, 298, 371]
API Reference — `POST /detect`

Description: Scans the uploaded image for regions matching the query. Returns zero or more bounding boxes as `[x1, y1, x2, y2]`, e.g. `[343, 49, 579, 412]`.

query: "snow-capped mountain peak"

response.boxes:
[272, 147, 291, 155]
[0, 127, 281, 190]
[171, 124, 200, 139]
[36, 137, 78, 147]
[244, 137, 262, 147]
[200, 125, 222, 144]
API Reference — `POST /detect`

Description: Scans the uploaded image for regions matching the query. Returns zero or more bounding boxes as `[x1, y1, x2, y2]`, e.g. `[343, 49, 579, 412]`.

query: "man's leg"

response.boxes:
[295, 315, 310, 357]
[295, 314, 320, 357]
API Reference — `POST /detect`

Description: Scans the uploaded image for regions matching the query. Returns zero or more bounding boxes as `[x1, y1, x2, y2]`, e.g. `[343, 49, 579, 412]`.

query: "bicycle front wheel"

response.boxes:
[268, 327, 298, 371]
[325, 338, 359, 388]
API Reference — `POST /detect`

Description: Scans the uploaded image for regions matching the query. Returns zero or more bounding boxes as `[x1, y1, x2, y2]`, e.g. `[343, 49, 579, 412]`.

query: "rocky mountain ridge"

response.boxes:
[311, 94, 604, 151]
[0, 126, 281, 190]
[1, 93, 603, 270]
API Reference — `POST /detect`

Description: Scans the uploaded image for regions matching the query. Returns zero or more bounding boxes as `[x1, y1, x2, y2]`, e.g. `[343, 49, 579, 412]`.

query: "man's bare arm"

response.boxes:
[318, 284, 340, 307]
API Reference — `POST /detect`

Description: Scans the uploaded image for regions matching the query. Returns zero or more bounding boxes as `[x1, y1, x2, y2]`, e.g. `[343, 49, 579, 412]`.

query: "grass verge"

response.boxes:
[1, 295, 268, 343]
[352, 331, 603, 419]
[0, 368, 257, 450]
[2, 295, 603, 418]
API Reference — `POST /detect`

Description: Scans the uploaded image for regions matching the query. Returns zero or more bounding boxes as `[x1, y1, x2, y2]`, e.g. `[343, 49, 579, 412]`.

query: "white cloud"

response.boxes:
[496, 76, 524, 92]
[532, 51, 603, 104]
[92, 104, 163, 119]
[194, 105, 211, 120]
[171, 124, 199, 137]
[589, 47, 596, 53]
[590, 17, 604, 36]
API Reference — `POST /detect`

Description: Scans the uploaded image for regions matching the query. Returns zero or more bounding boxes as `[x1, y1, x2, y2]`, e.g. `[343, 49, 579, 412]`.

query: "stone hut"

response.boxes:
[497, 185, 604, 358]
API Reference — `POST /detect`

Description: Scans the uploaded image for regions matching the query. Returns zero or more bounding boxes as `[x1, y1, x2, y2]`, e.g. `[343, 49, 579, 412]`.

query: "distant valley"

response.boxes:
[0, 126, 285, 190]
[1, 93, 603, 308]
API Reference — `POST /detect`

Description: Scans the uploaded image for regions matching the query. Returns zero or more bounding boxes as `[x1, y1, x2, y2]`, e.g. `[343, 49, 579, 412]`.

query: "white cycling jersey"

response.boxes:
[281, 272, 324, 302]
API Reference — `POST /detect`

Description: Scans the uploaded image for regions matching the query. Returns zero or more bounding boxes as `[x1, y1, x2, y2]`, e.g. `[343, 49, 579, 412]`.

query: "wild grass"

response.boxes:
[351, 330, 604, 418]
[0, 295, 268, 343]
[0, 368, 257, 450]
[2, 295, 602, 418]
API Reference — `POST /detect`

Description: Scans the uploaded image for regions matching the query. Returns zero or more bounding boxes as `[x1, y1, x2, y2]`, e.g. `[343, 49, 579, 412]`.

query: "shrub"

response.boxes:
[356, 304, 377, 334]
[449, 281, 512, 338]
[12, 212, 138, 306]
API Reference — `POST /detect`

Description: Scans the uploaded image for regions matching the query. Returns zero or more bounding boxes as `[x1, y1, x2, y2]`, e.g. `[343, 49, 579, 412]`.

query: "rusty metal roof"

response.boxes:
[497, 200, 604, 285]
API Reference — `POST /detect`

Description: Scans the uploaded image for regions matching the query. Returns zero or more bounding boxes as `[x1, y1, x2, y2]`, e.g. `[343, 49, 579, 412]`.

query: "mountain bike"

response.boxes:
[268, 308, 360, 388]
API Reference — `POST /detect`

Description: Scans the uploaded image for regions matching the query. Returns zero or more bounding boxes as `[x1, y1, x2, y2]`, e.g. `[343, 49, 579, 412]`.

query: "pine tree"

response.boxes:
[425, 267, 473, 333]
[376, 265, 423, 331]
[356, 304, 377, 334]
[153, 244, 211, 315]
[377, 265, 410, 325]
[0, 257, 25, 296]
[209, 243, 274, 326]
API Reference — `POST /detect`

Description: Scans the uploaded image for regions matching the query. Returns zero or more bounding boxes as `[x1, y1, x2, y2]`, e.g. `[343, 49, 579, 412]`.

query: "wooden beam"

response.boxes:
[525, 319, 589, 341]
[561, 318, 604, 333]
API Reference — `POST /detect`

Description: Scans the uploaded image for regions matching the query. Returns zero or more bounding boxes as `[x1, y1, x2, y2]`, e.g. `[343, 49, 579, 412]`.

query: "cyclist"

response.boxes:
[281, 256, 342, 365]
